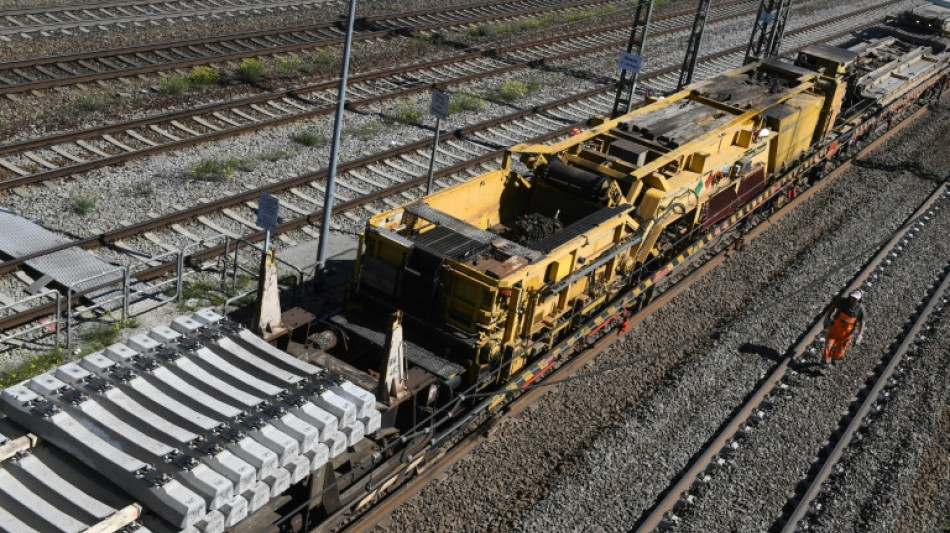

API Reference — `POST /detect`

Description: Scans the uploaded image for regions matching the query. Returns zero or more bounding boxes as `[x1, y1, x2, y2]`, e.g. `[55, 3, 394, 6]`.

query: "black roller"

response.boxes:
[544, 159, 610, 200]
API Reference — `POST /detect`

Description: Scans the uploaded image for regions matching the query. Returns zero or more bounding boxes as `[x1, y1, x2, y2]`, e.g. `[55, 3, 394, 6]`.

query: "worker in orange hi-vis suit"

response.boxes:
[821, 290, 867, 372]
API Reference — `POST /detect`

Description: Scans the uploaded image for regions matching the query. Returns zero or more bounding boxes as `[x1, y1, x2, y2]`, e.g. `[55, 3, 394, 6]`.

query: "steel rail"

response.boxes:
[0, 7, 898, 332]
[0, 0, 333, 17]
[0, 0, 734, 152]
[631, 108, 948, 533]
[777, 242, 950, 531]
[0, 0, 628, 94]
[0, 0, 780, 189]
[0, 0, 342, 36]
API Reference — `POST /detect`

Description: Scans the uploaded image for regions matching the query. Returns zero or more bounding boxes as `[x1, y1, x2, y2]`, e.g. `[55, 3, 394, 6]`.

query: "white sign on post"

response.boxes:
[429, 89, 450, 120]
[619, 52, 642, 73]
[257, 193, 279, 232]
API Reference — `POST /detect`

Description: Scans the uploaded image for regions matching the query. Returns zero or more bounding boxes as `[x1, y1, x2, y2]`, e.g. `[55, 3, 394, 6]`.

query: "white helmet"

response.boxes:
[850, 290, 864, 301]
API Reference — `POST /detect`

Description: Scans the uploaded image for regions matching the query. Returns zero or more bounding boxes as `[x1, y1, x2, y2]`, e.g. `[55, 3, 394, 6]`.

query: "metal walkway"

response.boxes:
[0, 209, 123, 300]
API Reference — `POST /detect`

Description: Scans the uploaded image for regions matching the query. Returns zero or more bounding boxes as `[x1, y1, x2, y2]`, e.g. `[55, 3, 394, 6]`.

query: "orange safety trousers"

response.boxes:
[823, 312, 857, 363]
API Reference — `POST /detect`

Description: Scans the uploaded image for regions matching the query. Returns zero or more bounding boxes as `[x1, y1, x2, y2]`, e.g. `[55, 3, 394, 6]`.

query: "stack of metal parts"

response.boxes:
[0, 310, 382, 533]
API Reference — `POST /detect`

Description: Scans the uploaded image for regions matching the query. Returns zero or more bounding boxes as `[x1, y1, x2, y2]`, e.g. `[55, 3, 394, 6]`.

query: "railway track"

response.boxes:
[0, 0, 759, 189]
[631, 157, 950, 533]
[0, 0, 911, 332]
[0, 0, 342, 38]
[776, 252, 950, 532]
[0, 0, 625, 95]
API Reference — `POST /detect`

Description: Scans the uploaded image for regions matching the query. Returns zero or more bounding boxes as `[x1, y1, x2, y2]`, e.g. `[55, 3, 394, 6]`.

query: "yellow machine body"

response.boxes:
[353, 55, 853, 379]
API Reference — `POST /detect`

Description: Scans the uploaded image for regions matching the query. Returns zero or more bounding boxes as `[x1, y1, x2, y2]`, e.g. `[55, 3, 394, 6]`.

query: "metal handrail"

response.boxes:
[0, 291, 62, 348]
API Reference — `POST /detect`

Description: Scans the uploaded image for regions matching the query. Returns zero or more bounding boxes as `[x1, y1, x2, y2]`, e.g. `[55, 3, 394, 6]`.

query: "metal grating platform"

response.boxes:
[0, 209, 123, 300]
[0, 310, 383, 532]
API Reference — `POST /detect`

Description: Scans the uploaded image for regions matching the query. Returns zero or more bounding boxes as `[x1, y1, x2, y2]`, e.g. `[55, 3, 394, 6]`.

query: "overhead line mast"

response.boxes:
[611, 0, 654, 118]
[744, 0, 794, 63]
[677, 0, 713, 90]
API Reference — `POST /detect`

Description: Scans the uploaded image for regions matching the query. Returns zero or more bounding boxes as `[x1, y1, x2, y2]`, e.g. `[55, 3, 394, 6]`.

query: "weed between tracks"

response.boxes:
[467, 5, 617, 37]
[292, 129, 327, 147]
[493, 78, 540, 102]
[168, 275, 254, 310]
[410, 31, 446, 46]
[384, 102, 424, 126]
[159, 66, 226, 95]
[448, 90, 484, 114]
[190, 158, 242, 181]
[237, 58, 266, 83]
[187, 148, 295, 181]
[71, 193, 96, 215]
[344, 121, 382, 139]
[72, 93, 112, 112]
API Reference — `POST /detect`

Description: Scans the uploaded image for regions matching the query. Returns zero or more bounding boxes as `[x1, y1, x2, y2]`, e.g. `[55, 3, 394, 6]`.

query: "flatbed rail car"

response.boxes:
[1, 15, 950, 533]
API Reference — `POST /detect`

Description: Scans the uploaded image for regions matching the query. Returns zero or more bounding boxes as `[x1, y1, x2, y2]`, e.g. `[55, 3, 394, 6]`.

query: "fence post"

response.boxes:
[177, 247, 186, 303]
[54, 293, 61, 349]
[122, 267, 130, 322]
[221, 235, 231, 287]
[65, 285, 74, 350]
[231, 240, 241, 295]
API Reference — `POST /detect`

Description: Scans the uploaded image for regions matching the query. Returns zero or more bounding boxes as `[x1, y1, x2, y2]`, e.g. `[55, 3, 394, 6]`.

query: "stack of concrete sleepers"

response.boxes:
[0, 309, 382, 532]
[0, 418, 141, 533]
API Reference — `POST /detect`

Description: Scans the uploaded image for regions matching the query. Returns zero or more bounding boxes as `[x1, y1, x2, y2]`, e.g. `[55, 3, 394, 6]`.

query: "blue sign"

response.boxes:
[257, 193, 279, 232]
[619, 52, 642, 73]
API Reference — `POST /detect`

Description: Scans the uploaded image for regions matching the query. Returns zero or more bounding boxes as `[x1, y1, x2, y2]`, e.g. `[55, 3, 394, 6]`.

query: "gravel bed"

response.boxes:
[0, 0, 900, 240]
[0, 36, 459, 141]
[0, 0, 456, 58]
[375, 95, 950, 533]
[666, 103, 950, 532]
[0, 0, 690, 138]
[798, 301, 950, 533]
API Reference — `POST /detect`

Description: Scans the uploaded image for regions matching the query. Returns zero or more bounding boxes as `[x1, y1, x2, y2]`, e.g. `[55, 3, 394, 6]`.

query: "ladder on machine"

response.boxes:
[611, 0, 654, 118]
[744, 0, 793, 64]
[677, 0, 713, 91]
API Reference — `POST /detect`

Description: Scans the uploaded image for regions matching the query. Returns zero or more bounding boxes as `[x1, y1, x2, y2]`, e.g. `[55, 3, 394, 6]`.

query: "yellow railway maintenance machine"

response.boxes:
[351, 52, 853, 386]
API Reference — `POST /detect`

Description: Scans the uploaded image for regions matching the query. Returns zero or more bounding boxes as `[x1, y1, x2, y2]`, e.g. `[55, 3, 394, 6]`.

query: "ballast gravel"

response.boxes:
[800, 302, 950, 533]
[377, 97, 950, 533]
[670, 109, 950, 532]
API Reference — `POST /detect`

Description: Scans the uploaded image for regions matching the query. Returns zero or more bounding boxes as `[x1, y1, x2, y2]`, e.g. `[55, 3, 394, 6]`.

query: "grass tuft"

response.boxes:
[73, 93, 111, 112]
[344, 121, 382, 139]
[237, 58, 266, 83]
[131, 182, 154, 198]
[190, 158, 241, 181]
[448, 90, 484, 114]
[0, 347, 64, 388]
[72, 193, 96, 215]
[493, 78, 539, 102]
[275, 54, 303, 77]
[383, 102, 423, 126]
[82, 323, 120, 352]
[292, 129, 325, 147]
[188, 66, 221, 89]
[159, 74, 189, 95]
[468, 6, 617, 37]
[410, 31, 445, 46]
